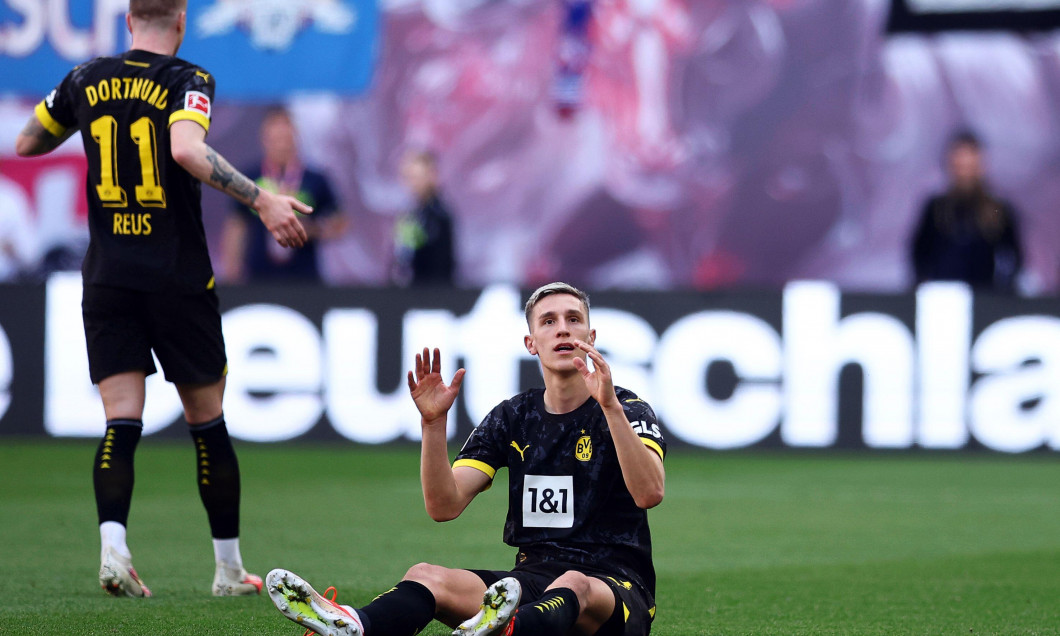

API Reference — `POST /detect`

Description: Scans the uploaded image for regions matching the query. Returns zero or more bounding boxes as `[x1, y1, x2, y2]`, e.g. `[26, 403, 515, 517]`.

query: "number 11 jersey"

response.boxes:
[35, 49, 217, 293]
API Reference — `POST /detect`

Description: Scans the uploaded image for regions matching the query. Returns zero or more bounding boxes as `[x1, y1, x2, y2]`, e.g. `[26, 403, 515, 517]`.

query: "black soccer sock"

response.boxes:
[509, 587, 581, 636]
[189, 415, 241, 539]
[357, 580, 436, 636]
[93, 419, 143, 525]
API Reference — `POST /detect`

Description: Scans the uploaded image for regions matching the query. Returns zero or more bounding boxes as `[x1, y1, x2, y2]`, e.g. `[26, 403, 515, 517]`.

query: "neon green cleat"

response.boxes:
[454, 577, 521, 636]
[266, 569, 363, 636]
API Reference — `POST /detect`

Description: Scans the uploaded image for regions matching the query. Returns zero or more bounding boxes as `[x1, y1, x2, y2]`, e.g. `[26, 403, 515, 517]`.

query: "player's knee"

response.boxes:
[552, 570, 592, 607]
[403, 562, 445, 588]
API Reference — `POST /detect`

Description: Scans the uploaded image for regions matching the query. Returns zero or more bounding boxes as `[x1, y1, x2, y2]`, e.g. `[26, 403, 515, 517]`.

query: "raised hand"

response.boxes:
[572, 340, 620, 410]
[407, 347, 466, 424]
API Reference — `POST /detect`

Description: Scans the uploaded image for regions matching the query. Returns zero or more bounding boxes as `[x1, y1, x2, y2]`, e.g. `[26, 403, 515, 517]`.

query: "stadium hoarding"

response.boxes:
[3, 274, 1060, 452]
[0, 0, 379, 98]
[887, 0, 1060, 32]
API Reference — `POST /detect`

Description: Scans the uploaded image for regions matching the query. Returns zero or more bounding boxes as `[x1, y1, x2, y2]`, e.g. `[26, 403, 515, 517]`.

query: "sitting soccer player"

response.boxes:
[267, 282, 666, 636]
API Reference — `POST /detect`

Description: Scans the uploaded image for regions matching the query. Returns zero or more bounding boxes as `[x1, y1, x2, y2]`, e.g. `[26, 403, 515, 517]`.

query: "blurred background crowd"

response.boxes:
[2, 0, 1059, 294]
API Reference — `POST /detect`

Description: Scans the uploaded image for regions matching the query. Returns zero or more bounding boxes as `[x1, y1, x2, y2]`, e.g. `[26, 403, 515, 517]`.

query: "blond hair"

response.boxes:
[129, 0, 185, 21]
[524, 282, 590, 326]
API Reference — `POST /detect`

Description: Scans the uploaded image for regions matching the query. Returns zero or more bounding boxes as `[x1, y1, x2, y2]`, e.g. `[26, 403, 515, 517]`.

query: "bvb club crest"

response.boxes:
[197, 0, 357, 52]
[575, 435, 592, 462]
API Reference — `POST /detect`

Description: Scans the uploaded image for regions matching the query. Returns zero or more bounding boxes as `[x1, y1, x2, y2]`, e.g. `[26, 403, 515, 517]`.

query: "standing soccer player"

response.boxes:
[15, 0, 312, 598]
[267, 282, 666, 636]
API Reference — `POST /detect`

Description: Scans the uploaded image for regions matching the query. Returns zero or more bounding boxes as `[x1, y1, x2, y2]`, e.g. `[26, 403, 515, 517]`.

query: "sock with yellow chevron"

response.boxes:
[94, 419, 142, 531]
[189, 415, 241, 539]
[509, 587, 580, 635]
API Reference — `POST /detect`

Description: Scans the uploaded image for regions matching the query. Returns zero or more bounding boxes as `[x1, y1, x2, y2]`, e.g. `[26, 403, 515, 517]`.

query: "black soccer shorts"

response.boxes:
[81, 284, 227, 385]
[468, 559, 656, 636]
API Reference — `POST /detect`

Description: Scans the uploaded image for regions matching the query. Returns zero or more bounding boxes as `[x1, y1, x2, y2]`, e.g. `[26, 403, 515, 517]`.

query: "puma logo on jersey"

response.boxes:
[511, 441, 530, 461]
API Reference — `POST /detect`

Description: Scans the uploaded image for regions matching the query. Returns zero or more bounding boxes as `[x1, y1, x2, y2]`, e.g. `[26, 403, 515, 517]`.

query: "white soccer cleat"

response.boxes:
[99, 546, 152, 598]
[266, 569, 364, 636]
[453, 577, 522, 636]
[212, 560, 263, 596]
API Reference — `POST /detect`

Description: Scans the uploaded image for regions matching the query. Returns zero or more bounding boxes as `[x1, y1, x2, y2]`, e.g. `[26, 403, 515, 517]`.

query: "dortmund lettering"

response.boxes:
[83, 77, 168, 110]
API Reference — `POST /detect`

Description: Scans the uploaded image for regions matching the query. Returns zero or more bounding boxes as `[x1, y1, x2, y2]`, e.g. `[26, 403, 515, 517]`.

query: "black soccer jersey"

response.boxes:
[35, 49, 217, 293]
[455, 386, 666, 598]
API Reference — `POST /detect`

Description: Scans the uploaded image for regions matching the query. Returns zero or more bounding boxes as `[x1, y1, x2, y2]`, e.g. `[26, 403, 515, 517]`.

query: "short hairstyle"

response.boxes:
[261, 105, 294, 128]
[524, 282, 590, 325]
[949, 129, 982, 151]
[129, 0, 185, 21]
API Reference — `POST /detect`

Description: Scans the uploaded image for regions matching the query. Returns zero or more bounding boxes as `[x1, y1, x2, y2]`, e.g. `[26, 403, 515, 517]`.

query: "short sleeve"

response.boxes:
[168, 66, 216, 133]
[622, 394, 667, 461]
[453, 403, 510, 480]
[35, 70, 79, 137]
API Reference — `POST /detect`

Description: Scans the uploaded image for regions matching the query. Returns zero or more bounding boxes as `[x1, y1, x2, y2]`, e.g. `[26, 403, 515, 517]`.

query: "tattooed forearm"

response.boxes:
[205, 148, 234, 189]
[205, 147, 260, 206]
[15, 117, 71, 156]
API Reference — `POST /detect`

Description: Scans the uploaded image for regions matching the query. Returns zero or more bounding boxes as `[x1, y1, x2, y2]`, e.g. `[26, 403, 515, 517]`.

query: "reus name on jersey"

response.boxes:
[454, 386, 666, 599]
[35, 50, 218, 293]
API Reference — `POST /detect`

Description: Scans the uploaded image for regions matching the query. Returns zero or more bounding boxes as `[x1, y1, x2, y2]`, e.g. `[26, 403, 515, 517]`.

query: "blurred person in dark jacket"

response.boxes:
[911, 131, 1023, 293]
[222, 107, 347, 283]
[393, 150, 456, 286]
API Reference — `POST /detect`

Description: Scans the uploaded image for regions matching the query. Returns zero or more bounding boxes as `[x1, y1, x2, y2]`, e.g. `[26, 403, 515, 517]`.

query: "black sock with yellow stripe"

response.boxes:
[93, 419, 142, 525]
[357, 580, 435, 636]
[510, 587, 580, 635]
[189, 415, 241, 539]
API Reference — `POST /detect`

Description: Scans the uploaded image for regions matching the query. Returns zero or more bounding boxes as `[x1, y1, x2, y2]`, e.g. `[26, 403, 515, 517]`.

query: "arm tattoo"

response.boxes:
[205, 147, 260, 206]
[18, 117, 68, 154]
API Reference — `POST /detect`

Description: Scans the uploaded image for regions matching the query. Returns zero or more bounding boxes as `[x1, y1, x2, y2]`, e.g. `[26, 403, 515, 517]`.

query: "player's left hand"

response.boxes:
[572, 340, 620, 410]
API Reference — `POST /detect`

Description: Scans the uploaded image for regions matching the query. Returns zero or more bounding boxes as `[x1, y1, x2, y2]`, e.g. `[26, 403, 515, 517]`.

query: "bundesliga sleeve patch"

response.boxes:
[183, 91, 212, 119]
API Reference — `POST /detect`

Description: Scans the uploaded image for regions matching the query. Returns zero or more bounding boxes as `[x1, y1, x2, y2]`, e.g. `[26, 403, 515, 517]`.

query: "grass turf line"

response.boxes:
[0, 441, 1058, 634]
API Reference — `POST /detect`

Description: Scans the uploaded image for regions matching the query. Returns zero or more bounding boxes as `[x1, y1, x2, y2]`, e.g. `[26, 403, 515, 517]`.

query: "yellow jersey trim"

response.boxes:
[453, 458, 496, 480]
[642, 438, 664, 461]
[124, 60, 150, 68]
[169, 110, 210, 132]
[34, 102, 67, 137]
[206, 276, 215, 290]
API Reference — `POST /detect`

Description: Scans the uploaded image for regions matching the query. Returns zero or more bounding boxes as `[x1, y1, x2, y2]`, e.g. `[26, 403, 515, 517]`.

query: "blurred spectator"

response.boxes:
[221, 107, 346, 283]
[392, 150, 456, 286]
[0, 173, 39, 281]
[910, 131, 1023, 293]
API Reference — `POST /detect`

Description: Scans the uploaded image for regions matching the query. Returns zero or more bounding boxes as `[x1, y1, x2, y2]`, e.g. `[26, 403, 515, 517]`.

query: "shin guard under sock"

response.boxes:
[93, 419, 142, 526]
[509, 587, 580, 636]
[189, 416, 241, 539]
[358, 580, 436, 636]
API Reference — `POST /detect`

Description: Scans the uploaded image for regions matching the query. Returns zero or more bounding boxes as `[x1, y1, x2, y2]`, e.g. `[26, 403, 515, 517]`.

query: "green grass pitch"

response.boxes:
[1, 440, 1059, 635]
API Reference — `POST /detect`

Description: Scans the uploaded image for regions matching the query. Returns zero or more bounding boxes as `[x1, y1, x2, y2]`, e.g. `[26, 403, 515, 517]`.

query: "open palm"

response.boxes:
[407, 348, 465, 423]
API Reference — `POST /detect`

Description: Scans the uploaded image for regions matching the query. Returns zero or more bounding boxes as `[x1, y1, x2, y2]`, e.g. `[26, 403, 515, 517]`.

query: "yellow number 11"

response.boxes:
[90, 115, 167, 209]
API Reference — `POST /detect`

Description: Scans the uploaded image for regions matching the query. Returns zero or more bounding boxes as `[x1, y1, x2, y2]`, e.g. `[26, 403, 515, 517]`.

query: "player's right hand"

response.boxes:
[256, 192, 313, 248]
[407, 347, 465, 425]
